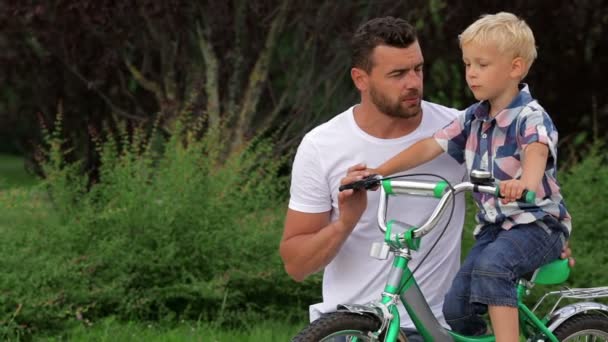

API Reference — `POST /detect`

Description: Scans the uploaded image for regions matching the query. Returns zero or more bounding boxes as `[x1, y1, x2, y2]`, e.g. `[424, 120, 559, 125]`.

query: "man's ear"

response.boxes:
[510, 57, 527, 79]
[351, 67, 369, 91]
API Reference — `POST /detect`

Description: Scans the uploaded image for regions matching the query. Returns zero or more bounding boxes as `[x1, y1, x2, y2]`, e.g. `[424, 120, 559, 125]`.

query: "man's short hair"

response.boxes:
[459, 12, 537, 70]
[351, 17, 418, 72]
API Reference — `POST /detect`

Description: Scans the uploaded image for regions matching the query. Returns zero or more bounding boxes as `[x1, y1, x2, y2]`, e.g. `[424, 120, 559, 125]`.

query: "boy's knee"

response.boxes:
[442, 298, 487, 335]
[442, 292, 465, 322]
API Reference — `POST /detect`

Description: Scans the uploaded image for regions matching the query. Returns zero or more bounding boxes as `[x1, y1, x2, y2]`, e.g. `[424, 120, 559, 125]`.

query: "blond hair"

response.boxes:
[459, 12, 537, 73]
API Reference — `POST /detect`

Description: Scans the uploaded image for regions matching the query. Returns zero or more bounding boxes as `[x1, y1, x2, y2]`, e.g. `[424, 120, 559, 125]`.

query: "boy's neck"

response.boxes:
[488, 84, 521, 117]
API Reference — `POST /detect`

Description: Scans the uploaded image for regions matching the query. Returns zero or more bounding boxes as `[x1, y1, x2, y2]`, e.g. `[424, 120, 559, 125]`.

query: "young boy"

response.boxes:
[372, 12, 571, 341]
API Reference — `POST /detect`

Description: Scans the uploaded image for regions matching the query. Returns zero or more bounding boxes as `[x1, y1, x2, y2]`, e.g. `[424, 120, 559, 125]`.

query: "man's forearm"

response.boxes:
[280, 220, 352, 282]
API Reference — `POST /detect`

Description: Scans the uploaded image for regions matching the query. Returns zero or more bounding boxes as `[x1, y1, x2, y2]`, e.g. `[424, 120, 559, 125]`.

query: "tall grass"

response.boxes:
[0, 154, 37, 189]
[0, 116, 319, 339]
[41, 317, 304, 342]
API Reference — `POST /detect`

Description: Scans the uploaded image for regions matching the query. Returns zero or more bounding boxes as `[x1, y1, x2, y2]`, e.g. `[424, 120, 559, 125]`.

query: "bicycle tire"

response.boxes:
[552, 313, 608, 341]
[291, 312, 384, 342]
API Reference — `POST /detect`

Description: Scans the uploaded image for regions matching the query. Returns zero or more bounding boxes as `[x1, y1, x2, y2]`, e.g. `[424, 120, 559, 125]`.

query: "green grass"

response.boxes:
[0, 153, 38, 189]
[0, 154, 49, 235]
[39, 318, 306, 341]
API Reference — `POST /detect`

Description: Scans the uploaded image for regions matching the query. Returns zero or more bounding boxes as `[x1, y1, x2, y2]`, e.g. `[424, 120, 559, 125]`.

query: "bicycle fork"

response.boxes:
[381, 254, 454, 342]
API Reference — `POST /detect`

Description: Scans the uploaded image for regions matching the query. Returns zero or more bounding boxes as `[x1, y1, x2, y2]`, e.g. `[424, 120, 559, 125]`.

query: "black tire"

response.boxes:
[553, 313, 608, 341]
[291, 312, 383, 342]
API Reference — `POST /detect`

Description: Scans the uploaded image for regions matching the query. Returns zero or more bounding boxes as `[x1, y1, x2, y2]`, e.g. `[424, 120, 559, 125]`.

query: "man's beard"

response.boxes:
[370, 85, 422, 119]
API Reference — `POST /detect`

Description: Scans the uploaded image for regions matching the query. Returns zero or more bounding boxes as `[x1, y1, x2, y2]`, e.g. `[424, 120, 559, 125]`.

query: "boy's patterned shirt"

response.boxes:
[434, 84, 571, 234]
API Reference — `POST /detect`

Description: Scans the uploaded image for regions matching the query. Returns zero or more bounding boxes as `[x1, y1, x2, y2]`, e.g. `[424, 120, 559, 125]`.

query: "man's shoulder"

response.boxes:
[422, 100, 461, 120]
[421, 100, 463, 130]
[302, 106, 354, 141]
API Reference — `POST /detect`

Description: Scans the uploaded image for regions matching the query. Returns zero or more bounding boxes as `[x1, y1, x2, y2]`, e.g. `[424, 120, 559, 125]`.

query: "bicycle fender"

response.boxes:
[337, 303, 393, 334]
[337, 303, 387, 320]
[547, 302, 608, 331]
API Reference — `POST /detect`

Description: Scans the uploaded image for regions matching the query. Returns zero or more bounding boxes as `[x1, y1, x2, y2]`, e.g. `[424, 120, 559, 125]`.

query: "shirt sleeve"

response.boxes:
[288, 135, 332, 213]
[518, 110, 559, 163]
[433, 111, 468, 164]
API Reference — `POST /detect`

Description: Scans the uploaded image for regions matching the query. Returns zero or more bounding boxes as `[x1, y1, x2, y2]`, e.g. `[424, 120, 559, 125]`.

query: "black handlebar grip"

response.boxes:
[339, 175, 380, 192]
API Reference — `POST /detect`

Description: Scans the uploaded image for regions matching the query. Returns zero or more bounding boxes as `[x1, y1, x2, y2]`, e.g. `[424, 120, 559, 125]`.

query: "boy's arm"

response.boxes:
[499, 142, 549, 203]
[520, 142, 549, 188]
[374, 137, 444, 176]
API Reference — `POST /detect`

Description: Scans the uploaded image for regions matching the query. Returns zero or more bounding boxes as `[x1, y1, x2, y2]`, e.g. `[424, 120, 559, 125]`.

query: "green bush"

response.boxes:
[558, 143, 608, 288]
[0, 118, 320, 339]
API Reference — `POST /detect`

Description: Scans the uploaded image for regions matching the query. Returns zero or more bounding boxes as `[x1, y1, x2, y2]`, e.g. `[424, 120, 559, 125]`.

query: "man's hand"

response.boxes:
[499, 179, 527, 204]
[337, 163, 371, 234]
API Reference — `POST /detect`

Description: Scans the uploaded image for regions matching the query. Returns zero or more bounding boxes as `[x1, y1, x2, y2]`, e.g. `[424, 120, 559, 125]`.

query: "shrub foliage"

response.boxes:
[0, 116, 321, 339]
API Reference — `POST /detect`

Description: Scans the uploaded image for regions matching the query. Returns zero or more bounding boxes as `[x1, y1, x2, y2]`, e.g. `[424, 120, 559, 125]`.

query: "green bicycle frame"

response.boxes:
[377, 252, 560, 342]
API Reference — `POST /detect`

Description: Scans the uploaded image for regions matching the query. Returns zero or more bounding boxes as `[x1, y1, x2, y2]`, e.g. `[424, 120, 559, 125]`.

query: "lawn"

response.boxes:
[0, 153, 38, 189]
[40, 318, 305, 342]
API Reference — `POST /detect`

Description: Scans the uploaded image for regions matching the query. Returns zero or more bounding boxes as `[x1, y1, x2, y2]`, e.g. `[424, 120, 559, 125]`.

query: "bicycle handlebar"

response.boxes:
[339, 173, 536, 239]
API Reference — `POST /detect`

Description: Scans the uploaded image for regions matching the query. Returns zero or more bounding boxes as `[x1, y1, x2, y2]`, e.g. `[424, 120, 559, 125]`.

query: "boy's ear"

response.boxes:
[351, 67, 369, 91]
[510, 57, 527, 79]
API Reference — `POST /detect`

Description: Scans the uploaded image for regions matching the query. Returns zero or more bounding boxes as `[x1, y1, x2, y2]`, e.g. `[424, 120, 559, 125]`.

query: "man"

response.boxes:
[279, 16, 571, 340]
[280, 17, 465, 340]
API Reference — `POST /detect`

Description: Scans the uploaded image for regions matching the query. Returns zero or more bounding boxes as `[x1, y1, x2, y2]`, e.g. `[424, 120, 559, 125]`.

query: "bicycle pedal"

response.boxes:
[370, 242, 390, 260]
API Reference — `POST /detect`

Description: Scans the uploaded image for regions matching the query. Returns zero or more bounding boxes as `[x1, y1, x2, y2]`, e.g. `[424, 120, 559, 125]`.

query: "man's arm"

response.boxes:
[374, 137, 444, 176]
[280, 210, 347, 282]
[280, 164, 369, 282]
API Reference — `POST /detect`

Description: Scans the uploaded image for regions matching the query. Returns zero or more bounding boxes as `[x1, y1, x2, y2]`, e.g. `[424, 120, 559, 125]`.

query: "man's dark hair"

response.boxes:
[351, 17, 418, 72]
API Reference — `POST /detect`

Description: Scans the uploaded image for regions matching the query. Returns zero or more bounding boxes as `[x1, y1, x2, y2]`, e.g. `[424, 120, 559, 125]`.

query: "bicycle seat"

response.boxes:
[523, 259, 571, 285]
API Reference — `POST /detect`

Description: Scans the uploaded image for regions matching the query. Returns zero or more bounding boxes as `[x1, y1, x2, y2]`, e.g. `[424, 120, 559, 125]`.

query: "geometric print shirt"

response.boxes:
[434, 84, 572, 234]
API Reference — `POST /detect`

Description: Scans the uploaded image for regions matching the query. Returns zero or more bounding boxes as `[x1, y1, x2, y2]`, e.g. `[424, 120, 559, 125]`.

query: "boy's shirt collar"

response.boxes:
[472, 83, 534, 127]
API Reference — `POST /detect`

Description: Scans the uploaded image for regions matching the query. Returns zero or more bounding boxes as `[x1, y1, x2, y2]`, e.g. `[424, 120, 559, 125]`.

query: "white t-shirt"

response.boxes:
[288, 101, 467, 329]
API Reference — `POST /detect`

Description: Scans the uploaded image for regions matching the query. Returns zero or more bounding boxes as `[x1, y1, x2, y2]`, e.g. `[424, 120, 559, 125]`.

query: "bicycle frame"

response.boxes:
[340, 177, 562, 342]
[374, 252, 560, 341]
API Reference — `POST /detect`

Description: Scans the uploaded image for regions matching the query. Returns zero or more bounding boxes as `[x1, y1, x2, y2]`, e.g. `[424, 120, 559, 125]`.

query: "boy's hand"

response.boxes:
[499, 179, 527, 204]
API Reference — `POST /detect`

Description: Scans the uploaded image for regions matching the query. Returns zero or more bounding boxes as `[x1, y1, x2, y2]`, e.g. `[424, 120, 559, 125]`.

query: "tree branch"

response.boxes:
[58, 53, 146, 122]
[197, 23, 221, 129]
[226, 0, 247, 119]
[231, 0, 290, 152]
[123, 57, 164, 101]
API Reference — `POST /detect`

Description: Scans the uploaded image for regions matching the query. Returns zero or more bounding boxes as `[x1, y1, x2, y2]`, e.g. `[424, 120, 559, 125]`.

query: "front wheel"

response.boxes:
[291, 312, 386, 342]
[552, 313, 608, 341]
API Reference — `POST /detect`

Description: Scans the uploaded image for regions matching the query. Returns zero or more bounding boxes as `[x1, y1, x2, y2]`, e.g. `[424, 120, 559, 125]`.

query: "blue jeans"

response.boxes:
[442, 217, 566, 335]
[402, 328, 423, 341]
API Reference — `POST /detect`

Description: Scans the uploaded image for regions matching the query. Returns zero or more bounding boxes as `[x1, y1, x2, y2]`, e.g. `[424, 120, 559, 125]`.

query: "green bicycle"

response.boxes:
[292, 170, 608, 341]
